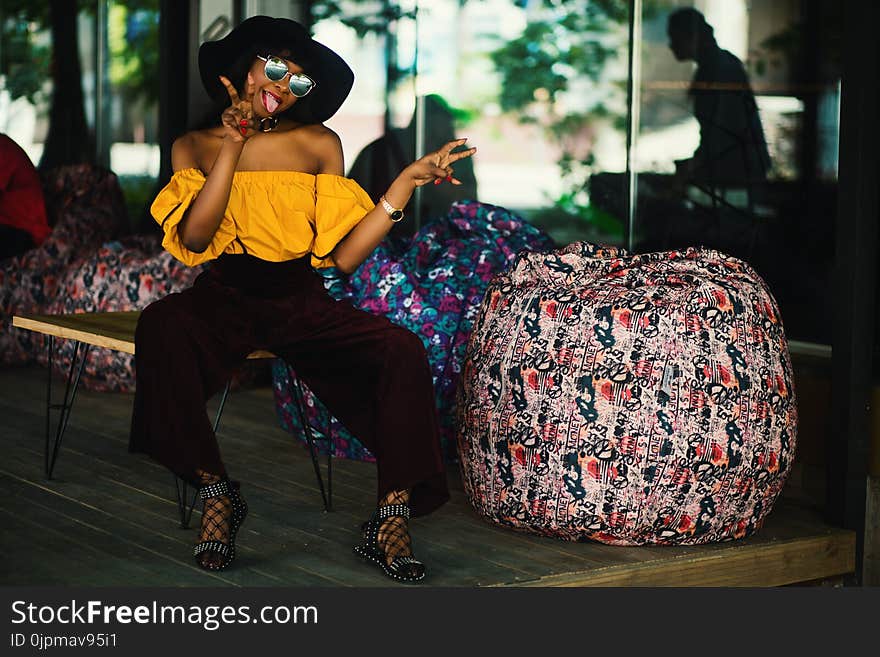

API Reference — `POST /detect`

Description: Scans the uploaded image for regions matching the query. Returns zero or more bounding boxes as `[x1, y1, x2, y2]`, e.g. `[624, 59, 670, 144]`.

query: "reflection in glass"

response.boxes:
[313, 0, 632, 246]
[348, 94, 478, 235]
[0, 1, 161, 229]
[485, 0, 630, 246]
[633, 0, 841, 345]
[667, 8, 770, 189]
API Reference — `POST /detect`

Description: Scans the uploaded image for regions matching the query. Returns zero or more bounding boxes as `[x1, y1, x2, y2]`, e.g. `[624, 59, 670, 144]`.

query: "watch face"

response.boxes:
[391, 209, 404, 221]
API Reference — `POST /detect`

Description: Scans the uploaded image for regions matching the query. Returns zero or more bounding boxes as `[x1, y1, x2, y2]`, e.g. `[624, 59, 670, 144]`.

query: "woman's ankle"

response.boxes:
[196, 469, 223, 487]
[379, 488, 410, 507]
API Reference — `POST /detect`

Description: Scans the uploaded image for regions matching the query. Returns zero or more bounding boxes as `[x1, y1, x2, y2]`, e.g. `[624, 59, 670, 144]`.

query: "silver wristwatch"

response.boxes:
[379, 195, 405, 223]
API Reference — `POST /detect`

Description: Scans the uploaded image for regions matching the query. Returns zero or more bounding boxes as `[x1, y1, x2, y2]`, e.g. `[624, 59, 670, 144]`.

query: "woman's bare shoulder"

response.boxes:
[297, 124, 343, 174]
[172, 129, 224, 173]
[301, 123, 340, 139]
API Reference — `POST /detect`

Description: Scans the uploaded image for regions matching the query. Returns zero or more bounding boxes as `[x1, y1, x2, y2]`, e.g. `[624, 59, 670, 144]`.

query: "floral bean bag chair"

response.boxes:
[38, 237, 202, 391]
[0, 165, 203, 391]
[272, 200, 555, 462]
[456, 241, 797, 545]
[0, 165, 127, 366]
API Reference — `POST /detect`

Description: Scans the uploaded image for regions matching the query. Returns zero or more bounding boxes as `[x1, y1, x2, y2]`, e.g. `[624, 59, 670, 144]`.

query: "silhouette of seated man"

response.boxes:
[348, 94, 477, 236]
[667, 8, 771, 189]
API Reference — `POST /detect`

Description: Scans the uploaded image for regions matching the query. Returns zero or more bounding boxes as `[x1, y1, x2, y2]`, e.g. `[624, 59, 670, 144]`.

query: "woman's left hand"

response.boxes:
[405, 138, 477, 187]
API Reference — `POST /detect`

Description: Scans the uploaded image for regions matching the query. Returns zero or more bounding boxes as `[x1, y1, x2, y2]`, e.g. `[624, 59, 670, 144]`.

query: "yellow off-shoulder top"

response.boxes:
[150, 168, 375, 268]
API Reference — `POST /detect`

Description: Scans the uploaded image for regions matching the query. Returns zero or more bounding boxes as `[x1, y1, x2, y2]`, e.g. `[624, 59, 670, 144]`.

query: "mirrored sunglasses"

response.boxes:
[257, 55, 317, 98]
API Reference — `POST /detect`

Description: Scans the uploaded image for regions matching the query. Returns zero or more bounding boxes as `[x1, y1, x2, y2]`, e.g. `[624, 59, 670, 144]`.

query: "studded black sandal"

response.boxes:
[193, 478, 248, 571]
[353, 502, 426, 583]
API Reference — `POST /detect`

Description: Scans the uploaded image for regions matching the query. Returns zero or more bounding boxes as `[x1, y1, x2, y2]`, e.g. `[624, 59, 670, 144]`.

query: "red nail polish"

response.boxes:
[240, 127, 247, 135]
[434, 179, 442, 185]
[239, 119, 248, 126]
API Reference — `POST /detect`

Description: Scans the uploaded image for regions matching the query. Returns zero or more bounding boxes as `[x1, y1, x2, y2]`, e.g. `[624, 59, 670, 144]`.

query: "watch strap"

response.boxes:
[379, 195, 405, 223]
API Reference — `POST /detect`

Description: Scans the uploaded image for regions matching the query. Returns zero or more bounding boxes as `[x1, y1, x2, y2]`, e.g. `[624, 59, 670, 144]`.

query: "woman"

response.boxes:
[129, 16, 475, 582]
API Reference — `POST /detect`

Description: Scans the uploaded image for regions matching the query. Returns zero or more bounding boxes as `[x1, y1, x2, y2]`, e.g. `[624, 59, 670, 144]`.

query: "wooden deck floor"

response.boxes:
[0, 364, 855, 587]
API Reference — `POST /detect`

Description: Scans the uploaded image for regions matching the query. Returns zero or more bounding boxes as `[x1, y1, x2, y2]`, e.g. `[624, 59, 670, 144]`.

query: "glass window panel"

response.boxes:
[314, 16, 393, 177]
[309, 1, 420, 234]
[2, 1, 160, 230]
[413, 0, 632, 245]
[315, 0, 633, 243]
[0, 3, 64, 167]
[105, 0, 160, 228]
[632, 0, 841, 345]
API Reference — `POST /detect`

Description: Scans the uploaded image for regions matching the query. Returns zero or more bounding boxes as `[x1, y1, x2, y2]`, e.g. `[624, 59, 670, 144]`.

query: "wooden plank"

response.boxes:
[18, 443, 538, 585]
[4, 407, 856, 587]
[1, 400, 592, 585]
[0, 509, 127, 586]
[13, 312, 140, 354]
[0, 472, 241, 586]
[1, 406, 499, 586]
[12, 312, 274, 359]
[0, 446, 375, 586]
[0, 466, 347, 587]
[0, 364, 859, 587]
[0, 504, 228, 588]
[1, 435, 531, 587]
[508, 533, 856, 587]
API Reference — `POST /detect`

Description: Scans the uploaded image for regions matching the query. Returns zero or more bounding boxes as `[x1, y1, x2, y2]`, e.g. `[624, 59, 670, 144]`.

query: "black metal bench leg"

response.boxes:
[326, 420, 332, 510]
[174, 371, 333, 525]
[175, 380, 232, 529]
[44, 336, 92, 479]
[292, 375, 332, 511]
[173, 476, 198, 529]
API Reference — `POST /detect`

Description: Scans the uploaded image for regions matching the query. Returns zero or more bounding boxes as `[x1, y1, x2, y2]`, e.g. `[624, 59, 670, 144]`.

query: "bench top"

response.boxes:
[12, 312, 275, 359]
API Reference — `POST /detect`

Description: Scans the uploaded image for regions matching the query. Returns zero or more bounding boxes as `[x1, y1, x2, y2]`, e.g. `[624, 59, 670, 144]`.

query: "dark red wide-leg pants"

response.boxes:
[129, 254, 448, 517]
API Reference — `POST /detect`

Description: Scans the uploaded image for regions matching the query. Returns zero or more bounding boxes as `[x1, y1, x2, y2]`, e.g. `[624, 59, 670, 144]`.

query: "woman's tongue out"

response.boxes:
[262, 89, 281, 113]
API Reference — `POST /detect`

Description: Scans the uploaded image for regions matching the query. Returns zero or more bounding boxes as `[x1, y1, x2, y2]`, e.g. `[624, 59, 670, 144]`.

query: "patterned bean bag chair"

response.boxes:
[0, 165, 127, 365]
[37, 236, 203, 391]
[272, 200, 555, 462]
[0, 164, 205, 391]
[456, 241, 797, 545]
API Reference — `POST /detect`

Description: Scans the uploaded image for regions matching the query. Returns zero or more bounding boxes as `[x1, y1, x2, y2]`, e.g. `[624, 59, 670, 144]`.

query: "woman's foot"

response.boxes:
[375, 490, 415, 564]
[193, 474, 248, 571]
[354, 489, 425, 582]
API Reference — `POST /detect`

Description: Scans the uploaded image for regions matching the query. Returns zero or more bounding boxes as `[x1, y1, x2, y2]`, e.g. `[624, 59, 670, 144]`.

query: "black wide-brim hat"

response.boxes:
[198, 16, 354, 124]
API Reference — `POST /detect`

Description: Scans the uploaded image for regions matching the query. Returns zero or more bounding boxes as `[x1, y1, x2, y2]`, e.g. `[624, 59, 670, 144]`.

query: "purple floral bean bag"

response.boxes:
[456, 241, 797, 545]
[272, 200, 555, 462]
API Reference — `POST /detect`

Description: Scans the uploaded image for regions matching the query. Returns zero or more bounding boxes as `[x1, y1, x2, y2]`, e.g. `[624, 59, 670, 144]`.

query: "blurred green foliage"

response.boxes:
[312, 0, 416, 38]
[490, 0, 669, 235]
[491, 0, 627, 115]
[0, 0, 51, 103]
[1, 0, 159, 106]
[309, 1, 676, 240]
[108, 1, 159, 105]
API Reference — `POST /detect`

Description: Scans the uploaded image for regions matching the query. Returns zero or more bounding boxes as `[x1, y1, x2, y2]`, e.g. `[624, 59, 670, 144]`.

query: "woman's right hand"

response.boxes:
[218, 75, 255, 142]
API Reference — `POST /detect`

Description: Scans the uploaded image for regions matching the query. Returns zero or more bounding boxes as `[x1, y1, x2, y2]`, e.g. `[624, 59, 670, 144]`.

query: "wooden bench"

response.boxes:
[12, 311, 332, 525]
